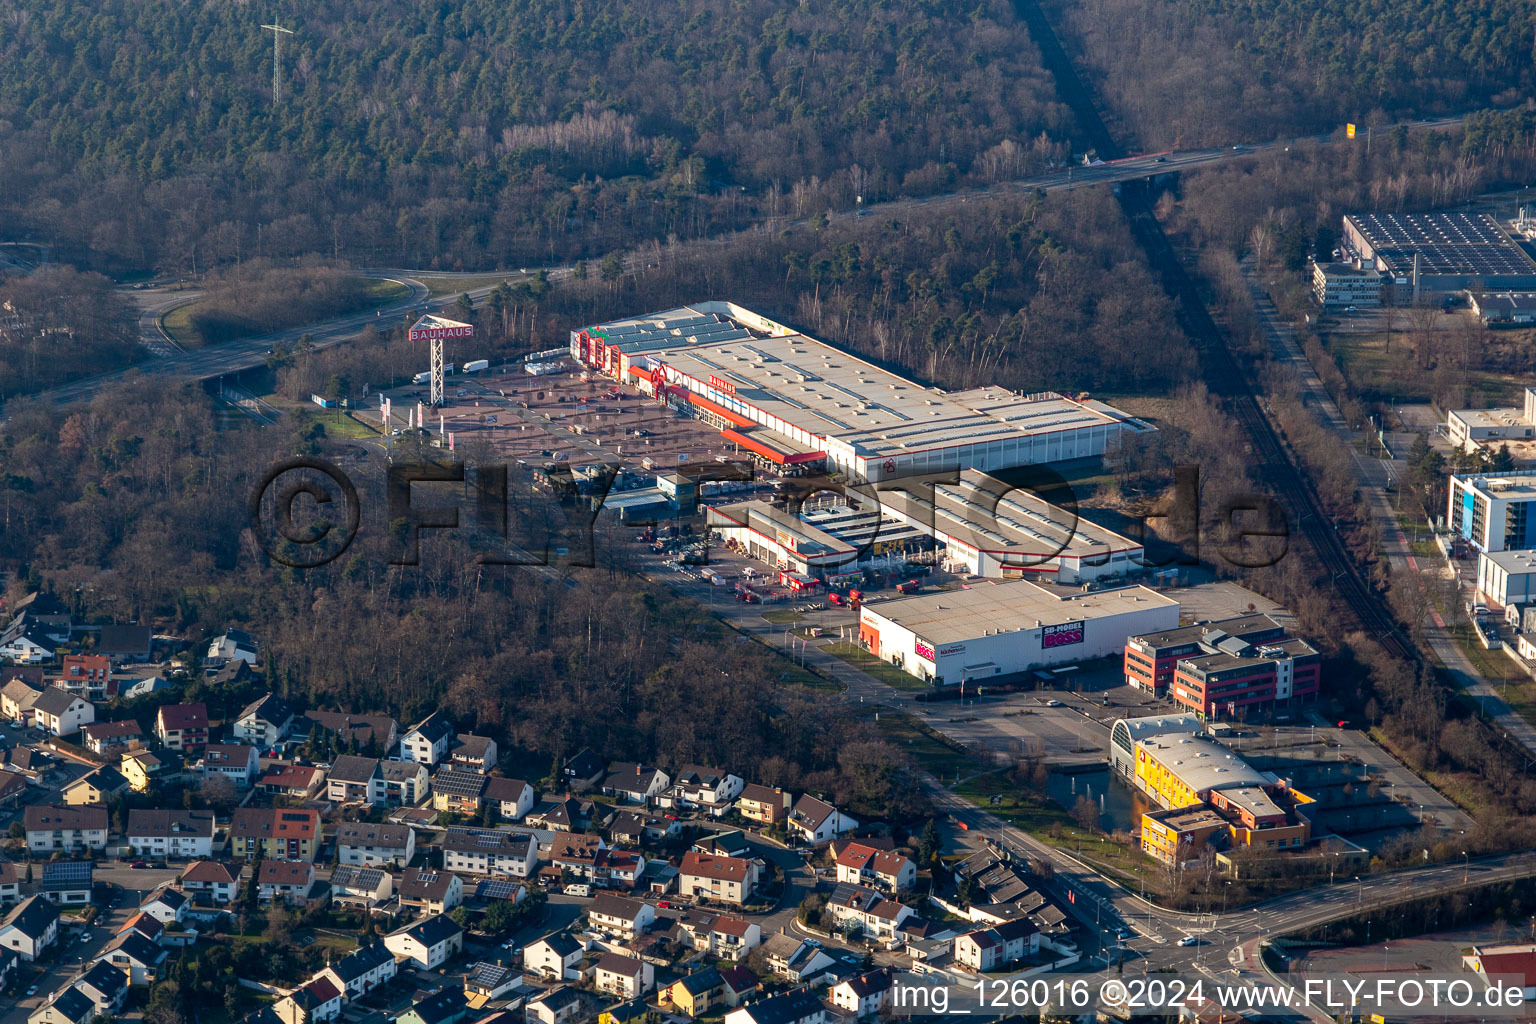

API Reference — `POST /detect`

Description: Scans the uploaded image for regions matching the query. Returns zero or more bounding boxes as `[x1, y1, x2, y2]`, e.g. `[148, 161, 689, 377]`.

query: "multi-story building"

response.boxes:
[125, 810, 217, 860]
[200, 744, 259, 788]
[834, 844, 916, 891]
[230, 807, 319, 860]
[24, 806, 108, 854]
[31, 687, 93, 737]
[1311, 261, 1382, 307]
[1124, 615, 1320, 718]
[335, 822, 415, 868]
[382, 915, 463, 970]
[179, 861, 243, 907]
[319, 943, 398, 1001]
[154, 703, 209, 753]
[58, 655, 112, 701]
[1123, 614, 1287, 694]
[736, 784, 790, 826]
[1449, 472, 1536, 554]
[399, 711, 454, 765]
[326, 756, 386, 806]
[440, 827, 536, 878]
[257, 860, 316, 905]
[679, 852, 759, 905]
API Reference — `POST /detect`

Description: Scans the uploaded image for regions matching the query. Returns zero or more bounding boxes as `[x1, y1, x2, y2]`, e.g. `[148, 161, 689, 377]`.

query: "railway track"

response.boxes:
[1011, 0, 1414, 661]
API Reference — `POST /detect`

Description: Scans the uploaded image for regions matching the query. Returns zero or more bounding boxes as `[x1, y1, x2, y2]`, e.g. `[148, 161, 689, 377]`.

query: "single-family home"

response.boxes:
[257, 860, 316, 905]
[71, 959, 132, 1016]
[25, 805, 108, 853]
[58, 654, 112, 700]
[485, 776, 535, 821]
[94, 624, 153, 665]
[396, 987, 468, 1024]
[451, 734, 498, 772]
[0, 678, 41, 725]
[825, 883, 914, 944]
[180, 861, 243, 907]
[61, 766, 130, 807]
[116, 912, 164, 945]
[40, 862, 93, 905]
[383, 914, 463, 970]
[737, 784, 791, 826]
[335, 822, 415, 868]
[305, 710, 398, 755]
[201, 743, 260, 788]
[606, 810, 680, 847]
[954, 918, 1040, 972]
[719, 966, 761, 1007]
[327, 755, 386, 805]
[121, 750, 181, 794]
[586, 893, 655, 940]
[0, 896, 59, 961]
[0, 861, 19, 905]
[834, 844, 917, 892]
[0, 772, 25, 811]
[830, 970, 895, 1019]
[31, 686, 93, 737]
[329, 865, 394, 908]
[93, 929, 168, 984]
[788, 795, 857, 845]
[207, 629, 260, 665]
[431, 765, 489, 814]
[234, 694, 295, 748]
[561, 748, 606, 790]
[679, 852, 760, 906]
[0, 622, 55, 665]
[668, 765, 745, 815]
[693, 830, 752, 858]
[257, 763, 325, 799]
[319, 942, 398, 1000]
[723, 988, 827, 1024]
[275, 978, 343, 1024]
[139, 885, 188, 926]
[230, 807, 319, 860]
[400, 711, 455, 765]
[667, 968, 728, 1017]
[593, 952, 654, 999]
[27, 985, 95, 1024]
[381, 759, 429, 804]
[154, 703, 209, 753]
[524, 933, 586, 980]
[601, 763, 670, 804]
[441, 827, 536, 878]
[759, 933, 836, 984]
[532, 795, 600, 833]
[398, 867, 464, 916]
[525, 987, 584, 1024]
[80, 720, 144, 756]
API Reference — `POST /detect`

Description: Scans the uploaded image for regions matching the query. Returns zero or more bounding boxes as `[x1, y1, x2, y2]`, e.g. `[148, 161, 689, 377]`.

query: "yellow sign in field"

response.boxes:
[1347, 123, 1357, 138]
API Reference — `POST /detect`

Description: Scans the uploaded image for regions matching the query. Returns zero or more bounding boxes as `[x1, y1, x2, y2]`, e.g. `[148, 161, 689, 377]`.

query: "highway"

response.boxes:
[4, 111, 1472, 419]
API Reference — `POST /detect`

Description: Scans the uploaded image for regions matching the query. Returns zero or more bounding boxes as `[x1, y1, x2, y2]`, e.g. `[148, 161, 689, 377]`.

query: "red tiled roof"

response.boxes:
[157, 702, 209, 731]
[680, 851, 750, 883]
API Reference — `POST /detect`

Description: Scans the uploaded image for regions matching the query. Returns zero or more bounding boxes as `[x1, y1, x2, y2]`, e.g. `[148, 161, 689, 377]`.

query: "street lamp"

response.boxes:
[1462, 850, 1469, 885]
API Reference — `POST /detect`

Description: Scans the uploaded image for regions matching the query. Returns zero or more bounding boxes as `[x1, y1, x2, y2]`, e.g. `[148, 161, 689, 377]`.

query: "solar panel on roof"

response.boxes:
[475, 879, 522, 901]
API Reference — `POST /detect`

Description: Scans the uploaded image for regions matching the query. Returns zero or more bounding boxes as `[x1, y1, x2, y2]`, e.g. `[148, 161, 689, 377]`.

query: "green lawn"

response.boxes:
[415, 273, 523, 297]
[877, 712, 975, 778]
[159, 277, 409, 349]
[824, 640, 932, 691]
[761, 609, 803, 625]
[365, 278, 411, 302]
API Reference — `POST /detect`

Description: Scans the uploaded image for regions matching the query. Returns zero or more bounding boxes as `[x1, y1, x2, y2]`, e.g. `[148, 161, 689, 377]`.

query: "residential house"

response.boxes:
[204, 660, 252, 687]
[121, 750, 180, 794]
[674, 910, 761, 961]
[140, 886, 188, 926]
[396, 987, 468, 1024]
[607, 810, 680, 847]
[0, 861, 19, 905]
[679, 852, 760, 906]
[329, 865, 394, 908]
[953, 919, 1040, 972]
[27, 986, 95, 1024]
[525, 987, 584, 1024]
[207, 629, 259, 665]
[554, 838, 644, 890]
[41, 862, 93, 905]
[327, 755, 386, 805]
[484, 776, 535, 821]
[72, 959, 132, 1017]
[523, 934, 585, 981]
[25, 805, 108, 853]
[431, 765, 489, 814]
[257, 763, 325, 799]
[258, 860, 316, 905]
[381, 759, 429, 805]
[230, 807, 320, 860]
[593, 953, 653, 1000]
[3, 745, 54, 781]
[723, 988, 827, 1024]
[201, 743, 259, 788]
[305, 711, 398, 755]
[532, 795, 599, 833]
[154, 703, 209, 753]
[400, 711, 455, 765]
[825, 883, 914, 944]
[8, 594, 70, 637]
[561, 748, 606, 790]
[0, 896, 59, 961]
[0, 622, 55, 665]
[336, 822, 415, 868]
[399, 868, 464, 916]
[94, 624, 152, 664]
[834, 844, 917, 892]
[180, 861, 243, 907]
[830, 971, 895, 1019]
[127, 810, 217, 860]
[0, 773, 25, 811]
[31, 687, 93, 737]
[601, 763, 670, 804]
[666, 967, 727, 1017]
[760, 933, 835, 984]
[117, 911, 164, 945]
[320, 942, 399, 1000]
[383, 914, 463, 970]
[668, 765, 745, 815]
[233, 694, 295, 748]
[452, 734, 499, 772]
[586, 893, 655, 940]
[118, 676, 173, 700]
[0, 679, 41, 724]
[93, 929, 168, 984]
[693, 830, 751, 858]
[466, 961, 528, 1005]
[788, 796, 857, 845]
[275, 979, 343, 1024]
[80, 720, 144, 756]
[58, 655, 112, 701]
[597, 1000, 646, 1024]
[719, 966, 761, 1007]
[441, 827, 536, 878]
[61, 766, 129, 807]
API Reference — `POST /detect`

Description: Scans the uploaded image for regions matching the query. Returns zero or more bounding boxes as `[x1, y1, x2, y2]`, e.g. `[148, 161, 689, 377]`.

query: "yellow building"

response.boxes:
[1139, 806, 1227, 865]
[666, 969, 727, 1018]
[62, 766, 130, 806]
[121, 750, 175, 794]
[1133, 735, 1268, 810]
[599, 999, 651, 1024]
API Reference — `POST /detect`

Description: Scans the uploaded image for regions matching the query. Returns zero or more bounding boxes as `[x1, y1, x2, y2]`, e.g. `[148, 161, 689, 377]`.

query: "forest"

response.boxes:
[0, 0, 1067, 275]
[1048, 0, 1536, 148]
[0, 266, 139, 400]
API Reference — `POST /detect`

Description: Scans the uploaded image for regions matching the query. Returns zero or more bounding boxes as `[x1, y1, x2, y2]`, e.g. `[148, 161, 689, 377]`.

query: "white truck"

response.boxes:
[412, 371, 432, 385]
[462, 359, 490, 374]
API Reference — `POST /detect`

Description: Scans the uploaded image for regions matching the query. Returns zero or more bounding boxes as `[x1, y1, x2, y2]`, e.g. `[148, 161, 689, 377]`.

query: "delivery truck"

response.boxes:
[463, 359, 490, 374]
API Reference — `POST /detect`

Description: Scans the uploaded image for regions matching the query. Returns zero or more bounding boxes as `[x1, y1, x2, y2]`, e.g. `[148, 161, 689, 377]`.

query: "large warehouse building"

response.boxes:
[1342, 213, 1536, 299]
[856, 580, 1179, 687]
[571, 303, 1153, 483]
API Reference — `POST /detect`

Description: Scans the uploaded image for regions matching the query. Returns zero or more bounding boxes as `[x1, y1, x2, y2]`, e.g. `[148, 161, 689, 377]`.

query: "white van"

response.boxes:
[563, 884, 593, 897]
